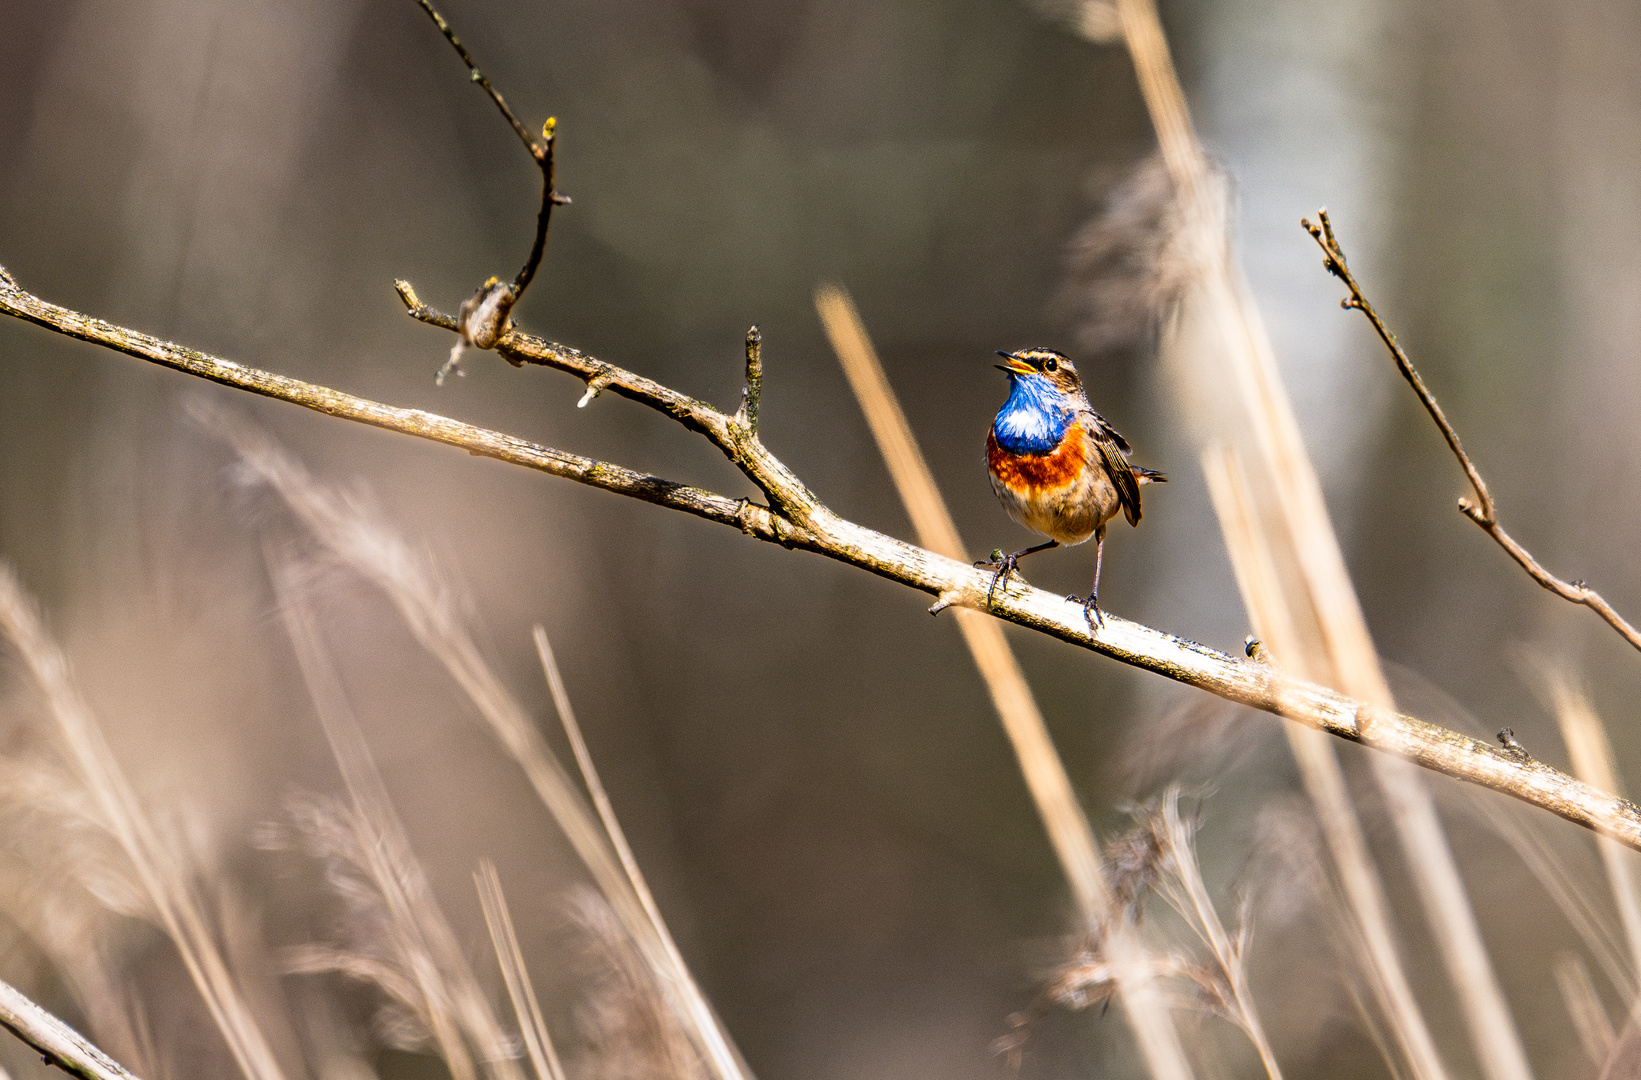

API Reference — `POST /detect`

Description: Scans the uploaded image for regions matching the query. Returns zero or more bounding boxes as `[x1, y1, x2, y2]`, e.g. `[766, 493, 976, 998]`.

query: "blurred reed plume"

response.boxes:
[262, 792, 503, 1072]
[1058, 154, 1222, 357]
[566, 889, 704, 1080]
[203, 403, 752, 1080]
[1020, 0, 1122, 43]
[1142, 789, 1279, 1080]
[0, 566, 296, 1080]
[263, 561, 521, 1080]
[1247, 797, 1411, 1078]
[1002, 788, 1281, 1079]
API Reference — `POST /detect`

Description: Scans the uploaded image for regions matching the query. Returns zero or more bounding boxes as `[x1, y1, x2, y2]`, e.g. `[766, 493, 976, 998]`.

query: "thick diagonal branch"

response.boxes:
[1304, 211, 1641, 654]
[0, 977, 144, 1080]
[4, 266, 1641, 853]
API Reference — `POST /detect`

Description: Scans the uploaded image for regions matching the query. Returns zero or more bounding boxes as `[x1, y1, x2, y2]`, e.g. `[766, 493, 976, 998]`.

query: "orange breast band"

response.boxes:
[987, 425, 1088, 494]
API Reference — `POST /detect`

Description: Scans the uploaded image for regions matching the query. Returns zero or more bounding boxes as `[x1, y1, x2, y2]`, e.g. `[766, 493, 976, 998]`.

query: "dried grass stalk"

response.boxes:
[569, 889, 704, 1080]
[1082, 0, 1533, 1070]
[475, 861, 566, 1080]
[1555, 952, 1616, 1065]
[1543, 671, 1641, 977]
[0, 567, 291, 1080]
[1114, 0, 1533, 1059]
[1150, 789, 1282, 1080]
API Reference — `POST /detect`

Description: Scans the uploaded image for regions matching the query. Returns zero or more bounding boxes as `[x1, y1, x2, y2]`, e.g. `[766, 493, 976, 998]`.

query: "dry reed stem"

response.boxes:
[292, 990, 380, 1080]
[0, 976, 145, 1080]
[1544, 673, 1641, 977]
[568, 889, 704, 1080]
[475, 861, 567, 1080]
[217, 423, 750, 1080]
[1202, 447, 1448, 1080]
[532, 628, 673, 979]
[815, 284, 1194, 1080]
[0, 568, 291, 1080]
[1224, 319, 1522, 1080]
[1100, 0, 1532, 1072]
[1462, 790, 1635, 1000]
[1249, 358, 1530, 1080]
[531, 627, 740, 1080]
[1555, 952, 1616, 1065]
[270, 564, 522, 1080]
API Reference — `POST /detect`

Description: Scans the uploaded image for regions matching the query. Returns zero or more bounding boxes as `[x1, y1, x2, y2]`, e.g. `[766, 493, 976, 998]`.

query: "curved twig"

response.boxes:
[1304, 210, 1641, 654]
[412, 0, 567, 316]
[3, 267, 1641, 854]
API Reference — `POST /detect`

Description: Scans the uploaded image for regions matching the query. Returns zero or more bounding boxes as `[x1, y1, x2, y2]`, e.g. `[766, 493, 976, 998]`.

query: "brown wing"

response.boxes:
[1080, 411, 1143, 526]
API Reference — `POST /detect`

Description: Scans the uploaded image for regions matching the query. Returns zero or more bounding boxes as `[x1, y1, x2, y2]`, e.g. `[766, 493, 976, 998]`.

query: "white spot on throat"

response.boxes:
[997, 405, 1053, 444]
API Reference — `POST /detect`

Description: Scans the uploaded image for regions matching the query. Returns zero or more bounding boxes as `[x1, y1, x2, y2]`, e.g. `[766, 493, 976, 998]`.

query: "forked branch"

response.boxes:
[3, 264, 1641, 854]
[1304, 210, 1641, 654]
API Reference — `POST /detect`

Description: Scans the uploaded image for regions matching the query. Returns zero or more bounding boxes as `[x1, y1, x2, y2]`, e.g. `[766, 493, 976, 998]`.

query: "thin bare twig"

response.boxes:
[411, 0, 538, 158]
[733, 326, 762, 436]
[412, 0, 567, 368]
[1304, 209, 1641, 654]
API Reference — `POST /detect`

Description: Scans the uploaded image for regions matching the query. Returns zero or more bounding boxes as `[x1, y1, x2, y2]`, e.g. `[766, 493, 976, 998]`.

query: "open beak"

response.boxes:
[994, 350, 1035, 375]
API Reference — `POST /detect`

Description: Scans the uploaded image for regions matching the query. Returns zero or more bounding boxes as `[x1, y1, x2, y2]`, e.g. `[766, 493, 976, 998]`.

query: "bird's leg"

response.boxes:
[1081, 526, 1107, 630]
[976, 540, 1059, 607]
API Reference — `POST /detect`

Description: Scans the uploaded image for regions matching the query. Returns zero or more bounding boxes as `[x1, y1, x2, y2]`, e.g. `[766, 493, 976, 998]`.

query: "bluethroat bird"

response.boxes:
[981, 348, 1166, 627]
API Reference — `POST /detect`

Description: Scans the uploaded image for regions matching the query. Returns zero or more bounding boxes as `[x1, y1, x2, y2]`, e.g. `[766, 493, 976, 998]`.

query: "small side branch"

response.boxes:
[0, 978, 144, 1080]
[1304, 210, 1641, 655]
[412, 0, 568, 345]
[735, 326, 762, 435]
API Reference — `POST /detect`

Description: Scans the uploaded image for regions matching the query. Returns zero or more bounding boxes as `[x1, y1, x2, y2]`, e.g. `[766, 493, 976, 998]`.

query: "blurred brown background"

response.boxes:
[3, 0, 1641, 1078]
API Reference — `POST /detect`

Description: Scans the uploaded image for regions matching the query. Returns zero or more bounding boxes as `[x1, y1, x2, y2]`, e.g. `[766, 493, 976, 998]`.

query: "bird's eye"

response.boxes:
[1043, 357, 1058, 373]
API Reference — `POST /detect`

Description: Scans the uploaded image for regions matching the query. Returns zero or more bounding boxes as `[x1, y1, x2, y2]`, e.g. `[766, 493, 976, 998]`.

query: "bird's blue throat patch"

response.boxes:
[993, 374, 1074, 455]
